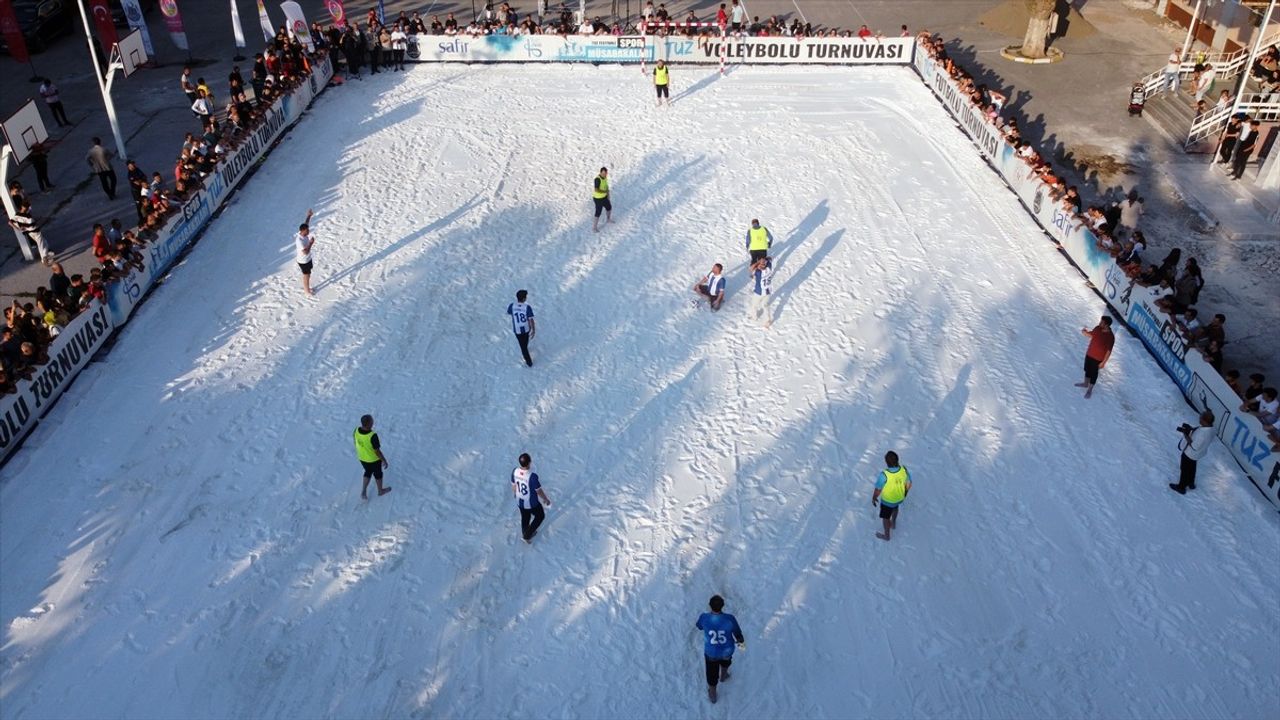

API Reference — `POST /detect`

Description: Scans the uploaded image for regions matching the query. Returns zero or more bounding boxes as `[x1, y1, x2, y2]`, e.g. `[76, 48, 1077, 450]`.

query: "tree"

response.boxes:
[1020, 0, 1057, 59]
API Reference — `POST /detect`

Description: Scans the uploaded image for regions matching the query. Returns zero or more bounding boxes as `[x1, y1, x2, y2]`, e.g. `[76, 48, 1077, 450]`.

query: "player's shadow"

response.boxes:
[920, 363, 972, 444]
[771, 228, 843, 322]
[311, 194, 486, 293]
[671, 64, 736, 104]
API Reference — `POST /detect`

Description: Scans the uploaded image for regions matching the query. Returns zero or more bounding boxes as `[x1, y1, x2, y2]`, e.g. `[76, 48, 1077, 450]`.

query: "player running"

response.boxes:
[592, 167, 612, 232]
[654, 60, 670, 106]
[354, 414, 391, 500]
[512, 453, 552, 543]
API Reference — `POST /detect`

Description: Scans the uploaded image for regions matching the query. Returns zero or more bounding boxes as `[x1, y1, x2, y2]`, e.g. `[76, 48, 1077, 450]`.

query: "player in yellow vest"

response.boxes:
[745, 219, 773, 263]
[592, 167, 612, 232]
[354, 414, 391, 500]
[871, 450, 911, 541]
[654, 59, 670, 106]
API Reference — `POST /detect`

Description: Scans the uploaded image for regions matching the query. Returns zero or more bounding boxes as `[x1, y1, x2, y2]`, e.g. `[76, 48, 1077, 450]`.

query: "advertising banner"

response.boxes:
[120, 0, 156, 55]
[281, 1, 313, 51]
[410, 34, 914, 65]
[325, 0, 345, 26]
[160, 0, 189, 51]
[231, 0, 246, 48]
[257, 0, 274, 42]
[0, 302, 114, 463]
[910, 41, 1280, 508]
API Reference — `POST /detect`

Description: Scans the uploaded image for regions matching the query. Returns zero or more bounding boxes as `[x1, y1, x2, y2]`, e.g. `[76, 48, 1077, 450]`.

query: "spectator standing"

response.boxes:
[1118, 194, 1143, 237]
[511, 452, 551, 543]
[745, 218, 773, 263]
[748, 256, 773, 328]
[294, 209, 316, 295]
[1163, 47, 1181, 94]
[180, 66, 197, 104]
[252, 54, 268, 99]
[38, 78, 70, 127]
[694, 595, 745, 704]
[1170, 411, 1215, 494]
[1075, 316, 1115, 399]
[126, 160, 147, 223]
[28, 143, 53, 192]
[591, 167, 612, 232]
[1193, 63, 1215, 105]
[716, 3, 728, 29]
[7, 201, 51, 265]
[354, 414, 391, 499]
[390, 26, 408, 70]
[506, 289, 536, 367]
[48, 262, 70, 297]
[693, 263, 725, 311]
[1217, 116, 1242, 164]
[85, 138, 117, 200]
[872, 450, 912, 541]
[1231, 120, 1261, 180]
[653, 60, 670, 106]
[729, 0, 746, 32]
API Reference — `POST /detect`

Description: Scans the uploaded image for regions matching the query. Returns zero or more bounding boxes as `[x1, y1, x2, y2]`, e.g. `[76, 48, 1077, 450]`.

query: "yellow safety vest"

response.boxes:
[880, 466, 909, 504]
[749, 226, 770, 251]
[593, 175, 609, 199]
[354, 429, 379, 462]
[655, 66, 669, 86]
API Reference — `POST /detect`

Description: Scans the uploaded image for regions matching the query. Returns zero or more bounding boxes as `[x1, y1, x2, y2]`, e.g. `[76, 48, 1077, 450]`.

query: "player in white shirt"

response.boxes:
[294, 209, 316, 295]
[748, 256, 773, 328]
[506, 289, 536, 366]
[512, 452, 551, 543]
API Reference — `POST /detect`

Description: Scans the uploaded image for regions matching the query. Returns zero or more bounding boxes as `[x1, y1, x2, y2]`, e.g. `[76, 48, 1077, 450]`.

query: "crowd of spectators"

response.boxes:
[1, 31, 328, 397]
[920, 33, 1279, 450]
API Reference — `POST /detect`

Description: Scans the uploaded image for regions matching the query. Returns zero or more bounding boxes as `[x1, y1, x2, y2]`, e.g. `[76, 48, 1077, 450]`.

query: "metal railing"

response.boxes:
[1138, 29, 1280, 96]
[1186, 93, 1280, 146]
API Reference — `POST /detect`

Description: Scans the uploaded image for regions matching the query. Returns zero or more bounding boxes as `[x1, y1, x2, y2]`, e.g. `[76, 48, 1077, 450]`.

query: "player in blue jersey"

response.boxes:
[512, 453, 552, 543]
[871, 450, 912, 541]
[692, 263, 725, 311]
[694, 594, 745, 704]
[506, 289, 536, 367]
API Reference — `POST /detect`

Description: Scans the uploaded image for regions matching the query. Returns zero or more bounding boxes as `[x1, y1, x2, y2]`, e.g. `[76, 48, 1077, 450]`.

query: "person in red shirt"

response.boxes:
[1076, 315, 1115, 399]
[91, 224, 111, 262]
[857, 24, 873, 39]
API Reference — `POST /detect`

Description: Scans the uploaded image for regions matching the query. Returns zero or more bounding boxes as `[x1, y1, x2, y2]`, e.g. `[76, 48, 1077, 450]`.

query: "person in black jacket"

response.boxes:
[1231, 119, 1261, 180]
[1217, 116, 1241, 165]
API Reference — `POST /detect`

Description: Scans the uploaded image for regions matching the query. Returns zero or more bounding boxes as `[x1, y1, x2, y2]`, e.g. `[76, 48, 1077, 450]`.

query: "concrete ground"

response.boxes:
[1, 0, 1275, 378]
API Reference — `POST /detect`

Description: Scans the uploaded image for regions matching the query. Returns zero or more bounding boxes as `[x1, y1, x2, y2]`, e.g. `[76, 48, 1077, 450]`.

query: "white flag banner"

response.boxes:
[257, 0, 274, 42]
[120, 0, 155, 55]
[230, 0, 246, 47]
[280, 0, 312, 51]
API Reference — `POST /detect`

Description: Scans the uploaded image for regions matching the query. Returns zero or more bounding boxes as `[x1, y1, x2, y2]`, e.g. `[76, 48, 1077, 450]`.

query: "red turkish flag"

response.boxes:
[88, 0, 119, 59]
[0, 0, 30, 64]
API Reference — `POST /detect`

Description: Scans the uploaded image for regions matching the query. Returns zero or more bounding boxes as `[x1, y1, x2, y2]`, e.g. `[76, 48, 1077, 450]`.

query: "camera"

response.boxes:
[1178, 423, 1194, 434]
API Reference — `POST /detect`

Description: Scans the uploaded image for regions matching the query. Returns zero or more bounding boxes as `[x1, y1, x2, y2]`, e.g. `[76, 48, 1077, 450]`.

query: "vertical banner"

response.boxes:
[0, 0, 29, 64]
[280, 1, 313, 51]
[160, 0, 189, 50]
[119, 0, 156, 55]
[325, 0, 345, 26]
[230, 0, 246, 48]
[88, 0, 119, 58]
[257, 0, 274, 41]
[377, 0, 386, 24]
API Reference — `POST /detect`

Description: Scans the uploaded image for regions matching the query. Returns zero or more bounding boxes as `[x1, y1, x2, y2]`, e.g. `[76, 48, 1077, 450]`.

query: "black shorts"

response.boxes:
[593, 196, 612, 216]
[360, 459, 383, 479]
[298, 261, 313, 275]
[878, 502, 899, 519]
[656, 84, 669, 98]
[1084, 356, 1101, 384]
[731, 22, 742, 32]
[705, 655, 732, 686]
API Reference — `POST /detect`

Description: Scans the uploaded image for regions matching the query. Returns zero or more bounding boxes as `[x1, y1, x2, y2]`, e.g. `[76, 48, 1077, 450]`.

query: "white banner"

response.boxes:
[912, 42, 1280, 508]
[257, 0, 273, 42]
[231, 0, 245, 48]
[408, 34, 914, 65]
[0, 302, 114, 463]
[280, 1, 313, 51]
[119, 0, 155, 55]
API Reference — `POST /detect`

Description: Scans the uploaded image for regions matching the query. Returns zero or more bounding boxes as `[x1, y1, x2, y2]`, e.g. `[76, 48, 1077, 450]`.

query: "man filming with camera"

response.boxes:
[1170, 411, 1215, 495]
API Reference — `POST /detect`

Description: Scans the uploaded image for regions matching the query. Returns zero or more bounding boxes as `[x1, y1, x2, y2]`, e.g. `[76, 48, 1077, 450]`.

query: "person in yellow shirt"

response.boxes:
[592, 167, 612, 232]
[654, 59, 670, 106]
[871, 450, 911, 541]
[354, 414, 391, 500]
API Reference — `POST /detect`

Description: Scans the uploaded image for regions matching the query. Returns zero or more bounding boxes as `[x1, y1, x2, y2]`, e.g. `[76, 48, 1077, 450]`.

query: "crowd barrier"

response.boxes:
[911, 44, 1280, 509]
[404, 34, 914, 65]
[0, 55, 335, 464]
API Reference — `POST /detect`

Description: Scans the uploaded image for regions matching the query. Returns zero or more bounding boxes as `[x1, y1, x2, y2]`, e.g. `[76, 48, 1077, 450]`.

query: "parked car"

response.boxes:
[111, 0, 155, 27]
[0, 0, 74, 55]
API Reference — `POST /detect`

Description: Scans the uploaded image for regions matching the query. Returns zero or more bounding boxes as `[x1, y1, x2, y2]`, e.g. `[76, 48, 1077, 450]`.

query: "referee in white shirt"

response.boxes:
[1170, 410, 1214, 494]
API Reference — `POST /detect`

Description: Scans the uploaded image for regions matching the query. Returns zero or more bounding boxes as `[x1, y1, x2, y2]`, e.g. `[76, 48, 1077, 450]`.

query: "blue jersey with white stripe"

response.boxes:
[507, 302, 534, 334]
[512, 467, 541, 509]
